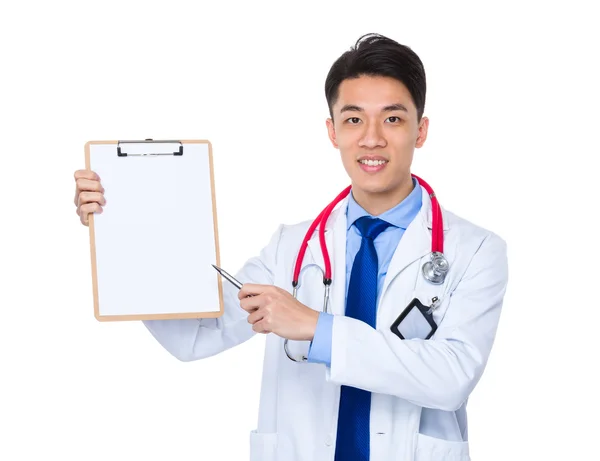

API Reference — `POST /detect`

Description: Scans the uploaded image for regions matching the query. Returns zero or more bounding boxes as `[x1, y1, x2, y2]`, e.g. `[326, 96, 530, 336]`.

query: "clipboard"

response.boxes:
[84, 139, 224, 321]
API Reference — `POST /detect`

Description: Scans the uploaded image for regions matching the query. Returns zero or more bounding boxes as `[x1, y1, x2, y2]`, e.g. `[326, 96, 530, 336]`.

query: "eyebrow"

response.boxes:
[340, 103, 409, 114]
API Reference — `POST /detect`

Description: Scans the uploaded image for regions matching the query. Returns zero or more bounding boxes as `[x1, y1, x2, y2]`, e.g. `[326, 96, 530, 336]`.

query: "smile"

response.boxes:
[357, 158, 388, 173]
[358, 159, 388, 166]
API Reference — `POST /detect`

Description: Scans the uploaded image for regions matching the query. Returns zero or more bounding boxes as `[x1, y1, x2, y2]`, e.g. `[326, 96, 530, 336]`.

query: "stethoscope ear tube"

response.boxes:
[411, 174, 448, 285]
[284, 338, 306, 362]
[285, 276, 331, 363]
[411, 174, 443, 254]
[292, 185, 352, 287]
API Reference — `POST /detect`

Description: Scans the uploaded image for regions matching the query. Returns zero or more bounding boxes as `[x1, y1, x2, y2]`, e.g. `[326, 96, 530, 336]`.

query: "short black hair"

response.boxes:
[325, 33, 427, 121]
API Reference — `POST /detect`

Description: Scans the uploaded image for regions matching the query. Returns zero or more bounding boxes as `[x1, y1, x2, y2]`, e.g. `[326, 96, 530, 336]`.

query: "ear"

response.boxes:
[326, 118, 339, 148]
[415, 116, 429, 148]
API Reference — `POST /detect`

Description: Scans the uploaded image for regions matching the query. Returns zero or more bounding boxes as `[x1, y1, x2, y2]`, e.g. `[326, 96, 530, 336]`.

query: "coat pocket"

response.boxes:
[414, 432, 470, 461]
[249, 430, 278, 461]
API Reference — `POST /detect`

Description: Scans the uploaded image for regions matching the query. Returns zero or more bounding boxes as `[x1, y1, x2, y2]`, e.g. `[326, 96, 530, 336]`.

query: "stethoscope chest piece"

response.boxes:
[422, 251, 449, 285]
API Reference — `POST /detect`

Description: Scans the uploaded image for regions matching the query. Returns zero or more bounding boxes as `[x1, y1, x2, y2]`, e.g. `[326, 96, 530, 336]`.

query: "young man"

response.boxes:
[74, 34, 508, 461]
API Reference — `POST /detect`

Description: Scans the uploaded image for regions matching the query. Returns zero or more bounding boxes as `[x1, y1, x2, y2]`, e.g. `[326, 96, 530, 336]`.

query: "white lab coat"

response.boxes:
[143, 187, 509, 461]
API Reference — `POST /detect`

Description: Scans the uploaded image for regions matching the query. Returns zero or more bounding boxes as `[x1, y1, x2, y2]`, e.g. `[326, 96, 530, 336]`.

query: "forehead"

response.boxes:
[335, 75, 415, 113]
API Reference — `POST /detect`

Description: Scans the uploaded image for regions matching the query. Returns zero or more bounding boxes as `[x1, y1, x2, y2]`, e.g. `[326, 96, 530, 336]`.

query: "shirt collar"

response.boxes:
[346, 177, 423, 230]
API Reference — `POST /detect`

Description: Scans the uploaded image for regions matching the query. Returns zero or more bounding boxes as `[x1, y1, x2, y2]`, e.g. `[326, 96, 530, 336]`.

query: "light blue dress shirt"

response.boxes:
[307, 177, 423, 364]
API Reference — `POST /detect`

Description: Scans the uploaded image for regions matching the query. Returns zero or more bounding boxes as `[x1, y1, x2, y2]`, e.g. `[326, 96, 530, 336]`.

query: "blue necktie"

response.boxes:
[335, 216, 392, 461]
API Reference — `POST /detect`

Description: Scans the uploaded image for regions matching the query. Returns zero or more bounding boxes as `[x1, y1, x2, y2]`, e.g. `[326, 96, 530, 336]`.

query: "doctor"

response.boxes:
[73, 33, 508, 461]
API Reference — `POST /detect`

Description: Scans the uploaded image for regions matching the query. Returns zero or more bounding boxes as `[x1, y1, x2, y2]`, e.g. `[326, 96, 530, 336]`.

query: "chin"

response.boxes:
[352, 179, 395, 195]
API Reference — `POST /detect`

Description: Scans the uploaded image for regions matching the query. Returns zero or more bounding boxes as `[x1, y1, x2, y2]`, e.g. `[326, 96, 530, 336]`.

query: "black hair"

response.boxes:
[325, 33, 427, 121]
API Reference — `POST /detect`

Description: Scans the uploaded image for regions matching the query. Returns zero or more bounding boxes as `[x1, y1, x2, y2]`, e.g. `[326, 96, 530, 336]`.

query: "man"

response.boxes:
[74, 33, 508, 461]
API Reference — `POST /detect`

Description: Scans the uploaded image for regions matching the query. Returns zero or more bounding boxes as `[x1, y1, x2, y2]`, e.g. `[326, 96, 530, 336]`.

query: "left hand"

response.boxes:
[238, 284, 319, 341]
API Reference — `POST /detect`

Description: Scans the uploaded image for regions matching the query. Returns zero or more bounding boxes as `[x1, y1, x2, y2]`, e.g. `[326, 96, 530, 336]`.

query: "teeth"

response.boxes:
[359, 159, 387, 166]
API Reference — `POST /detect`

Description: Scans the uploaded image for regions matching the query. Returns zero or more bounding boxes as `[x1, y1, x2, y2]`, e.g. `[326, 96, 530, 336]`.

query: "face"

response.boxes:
[326, 75, 429, 211]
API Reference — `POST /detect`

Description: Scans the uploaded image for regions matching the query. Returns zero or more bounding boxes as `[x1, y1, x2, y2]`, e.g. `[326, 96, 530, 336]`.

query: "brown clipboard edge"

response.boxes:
[84, 139, 225, 322]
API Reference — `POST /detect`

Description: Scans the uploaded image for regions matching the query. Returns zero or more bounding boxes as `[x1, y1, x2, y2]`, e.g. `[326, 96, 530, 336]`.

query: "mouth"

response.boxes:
[357, 156, 388, 173]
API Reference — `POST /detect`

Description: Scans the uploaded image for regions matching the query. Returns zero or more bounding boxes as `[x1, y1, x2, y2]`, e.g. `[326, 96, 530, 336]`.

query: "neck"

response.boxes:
[352, 177, 415, 216]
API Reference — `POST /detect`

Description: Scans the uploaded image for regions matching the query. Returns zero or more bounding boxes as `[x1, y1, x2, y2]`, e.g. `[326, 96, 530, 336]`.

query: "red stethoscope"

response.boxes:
[284, 174, 449, 362]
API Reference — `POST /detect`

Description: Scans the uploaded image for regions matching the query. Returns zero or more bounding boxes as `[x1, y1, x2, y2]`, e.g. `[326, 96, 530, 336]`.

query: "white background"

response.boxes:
[1, 1, 598, 460]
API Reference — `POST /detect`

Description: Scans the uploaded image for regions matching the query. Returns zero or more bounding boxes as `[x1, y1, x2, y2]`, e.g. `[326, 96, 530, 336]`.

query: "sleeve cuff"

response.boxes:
[307, 312, 333, 366]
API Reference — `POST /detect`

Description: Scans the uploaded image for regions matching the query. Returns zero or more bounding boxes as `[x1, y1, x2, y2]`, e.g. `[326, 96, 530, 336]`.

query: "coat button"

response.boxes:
[325, 435, 333, 446]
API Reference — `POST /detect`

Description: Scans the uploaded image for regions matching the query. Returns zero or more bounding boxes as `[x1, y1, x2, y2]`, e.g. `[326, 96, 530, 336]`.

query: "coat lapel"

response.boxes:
[380, 215, 431, 296]
[380, 187, 451, 296]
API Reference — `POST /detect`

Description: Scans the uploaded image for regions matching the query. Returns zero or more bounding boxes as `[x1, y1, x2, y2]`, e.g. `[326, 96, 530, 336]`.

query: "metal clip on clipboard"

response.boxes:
[117, 139, 184, 157]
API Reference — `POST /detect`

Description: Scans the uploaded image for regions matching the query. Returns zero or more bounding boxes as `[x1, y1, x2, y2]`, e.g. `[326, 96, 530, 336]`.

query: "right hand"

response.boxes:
[74, 169, 106, 226]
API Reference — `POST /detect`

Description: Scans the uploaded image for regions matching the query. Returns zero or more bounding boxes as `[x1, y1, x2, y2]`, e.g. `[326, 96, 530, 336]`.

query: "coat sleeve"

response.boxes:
[142, 225, 284, 362]
[326, 232, 509, 412]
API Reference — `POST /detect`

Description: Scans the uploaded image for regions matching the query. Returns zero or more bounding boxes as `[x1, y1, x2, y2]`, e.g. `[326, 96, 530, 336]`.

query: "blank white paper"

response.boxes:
[89, 142, 221, 317]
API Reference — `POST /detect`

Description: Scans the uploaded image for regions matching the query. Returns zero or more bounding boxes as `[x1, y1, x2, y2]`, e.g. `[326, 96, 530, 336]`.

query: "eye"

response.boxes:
[386, 116, 402, 123]
[346, 117, 361, 124]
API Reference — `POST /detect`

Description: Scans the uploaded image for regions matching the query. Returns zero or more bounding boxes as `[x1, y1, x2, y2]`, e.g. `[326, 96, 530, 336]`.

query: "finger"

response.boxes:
[77, 191, 106, 207]
[79, 202, 103, 226]
[73, 170, 100, 206]
[247, 308, 265, 325]
[252, 320, 271, 334]
[75, 177, 105, 206]
[238, 283, 272, 300]
[76, 178, 105, 194]
[239, 294, 262, 313]
[74, 169, 100, 182]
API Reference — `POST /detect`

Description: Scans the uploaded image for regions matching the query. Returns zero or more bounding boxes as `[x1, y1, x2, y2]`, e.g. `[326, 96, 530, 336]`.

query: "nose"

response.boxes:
[358, 121, 386, 149]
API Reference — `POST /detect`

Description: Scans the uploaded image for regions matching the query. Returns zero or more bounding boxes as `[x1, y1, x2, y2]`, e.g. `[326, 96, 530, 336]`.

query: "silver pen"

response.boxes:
[211, 264, 243, 290]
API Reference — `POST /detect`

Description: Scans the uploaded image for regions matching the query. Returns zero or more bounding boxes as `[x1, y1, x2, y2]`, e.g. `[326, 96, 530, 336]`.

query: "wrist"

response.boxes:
[305, 309, 320, 341]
